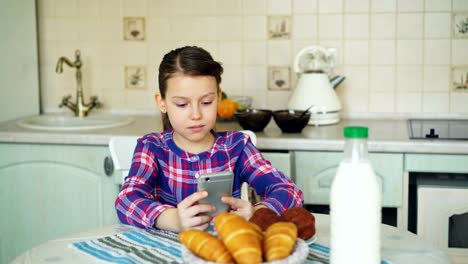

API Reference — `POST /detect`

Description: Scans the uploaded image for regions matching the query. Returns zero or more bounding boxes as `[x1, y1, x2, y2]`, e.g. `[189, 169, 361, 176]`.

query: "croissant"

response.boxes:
[214, 212, 263, 264]
[179, 229, 233, 263]
[264, 222, 298, 262]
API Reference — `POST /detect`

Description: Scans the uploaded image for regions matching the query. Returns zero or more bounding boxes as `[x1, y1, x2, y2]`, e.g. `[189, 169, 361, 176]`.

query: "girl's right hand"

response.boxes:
[177, 190, 215, 231]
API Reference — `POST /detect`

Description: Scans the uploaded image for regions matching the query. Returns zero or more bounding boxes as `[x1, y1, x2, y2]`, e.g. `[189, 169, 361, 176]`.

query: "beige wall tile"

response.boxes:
[318, 14, 343, 39]
[244, 0, 267, 15]
[344, 14, 369, 39]
[345, 0, 370, 13]
[397, 39, 423, 65]
[424, 39, 450, 65]
[267, 0, 292, 15]
[397, 66, 423, 92]
[243, 66, 267, 93]
[452, 40, 468, 65]
[423, 66, 450, 92]
[267, 41, 292, 65]
[397, 13, 423, 39]
[422, 92, 449, 113]
[370, 13, 396, 39]
[243, 16, 267, 40]
[424, 13, 451, 38]
[293, 15, 318, 39]
[371, 0, 396, 13]
[370, 66, 396, 92]
[396, 92, 422, 112]
[369, 92, 395, 112]
[450, 93, 468, 113]
[370, 40, 395, 65]
[243, 41, 267, 65]
[398, 0, 423, 12]
[217, 0, 243, 15]
[453, 0, 468, 11]
[425, 0, 451, 12]
[344, 41, 369, 65]
[37, 0, 465, 116]
[293, 0, 318, 14]
[318, 0, 343, 13]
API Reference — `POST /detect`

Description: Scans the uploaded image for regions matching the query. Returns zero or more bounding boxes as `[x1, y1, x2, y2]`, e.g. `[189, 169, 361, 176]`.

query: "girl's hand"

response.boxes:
[177, 191, 215, 231]
[221, 196, 254, 220]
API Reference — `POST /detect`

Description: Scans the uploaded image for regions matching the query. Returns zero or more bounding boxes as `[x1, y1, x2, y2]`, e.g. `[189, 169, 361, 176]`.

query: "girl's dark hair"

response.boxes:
[158, 46, 224, 131]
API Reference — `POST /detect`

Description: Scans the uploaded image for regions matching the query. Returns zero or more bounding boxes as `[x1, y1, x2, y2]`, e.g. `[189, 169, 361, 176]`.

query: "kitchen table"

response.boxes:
[12, 214, 450, 264]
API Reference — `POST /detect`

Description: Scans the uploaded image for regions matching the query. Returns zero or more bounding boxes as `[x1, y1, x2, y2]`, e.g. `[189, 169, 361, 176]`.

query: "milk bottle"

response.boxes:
[330, 126, 381, 264]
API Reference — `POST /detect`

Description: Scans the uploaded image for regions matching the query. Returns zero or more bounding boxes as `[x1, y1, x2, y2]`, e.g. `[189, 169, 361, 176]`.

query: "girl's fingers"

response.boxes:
[178, 191, 207, 210]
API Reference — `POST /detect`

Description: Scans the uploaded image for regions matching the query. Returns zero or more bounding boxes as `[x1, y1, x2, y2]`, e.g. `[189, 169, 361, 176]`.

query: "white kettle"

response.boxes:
[288, 46, 345, 126]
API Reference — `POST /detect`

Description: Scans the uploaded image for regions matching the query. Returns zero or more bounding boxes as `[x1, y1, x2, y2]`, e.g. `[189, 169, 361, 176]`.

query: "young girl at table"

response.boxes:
[115, 46, 304, 232]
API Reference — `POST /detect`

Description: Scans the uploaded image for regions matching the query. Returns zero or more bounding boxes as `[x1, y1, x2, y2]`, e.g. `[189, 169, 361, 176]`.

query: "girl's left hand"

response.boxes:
[220, 196, 254, 220]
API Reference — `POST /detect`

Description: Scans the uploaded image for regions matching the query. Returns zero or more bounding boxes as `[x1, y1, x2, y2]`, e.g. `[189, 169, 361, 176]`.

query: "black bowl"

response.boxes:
[272, 110, 311, 133]
[234, 109, 272, 132]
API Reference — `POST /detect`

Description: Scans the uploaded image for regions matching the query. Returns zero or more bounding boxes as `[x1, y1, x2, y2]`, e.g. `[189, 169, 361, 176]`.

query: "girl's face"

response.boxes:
[156, 74, 220, 152]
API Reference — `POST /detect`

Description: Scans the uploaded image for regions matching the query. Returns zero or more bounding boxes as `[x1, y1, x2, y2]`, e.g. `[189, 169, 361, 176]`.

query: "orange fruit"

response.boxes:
[217, 99, 237, 119]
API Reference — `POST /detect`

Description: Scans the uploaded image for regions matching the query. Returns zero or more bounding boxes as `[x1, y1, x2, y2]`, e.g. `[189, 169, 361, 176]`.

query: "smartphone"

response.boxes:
[197, 171, 234, 216]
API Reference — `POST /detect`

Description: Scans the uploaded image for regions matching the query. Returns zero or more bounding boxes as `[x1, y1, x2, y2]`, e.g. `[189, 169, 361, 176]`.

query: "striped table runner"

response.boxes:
[71, 228, 390, 264]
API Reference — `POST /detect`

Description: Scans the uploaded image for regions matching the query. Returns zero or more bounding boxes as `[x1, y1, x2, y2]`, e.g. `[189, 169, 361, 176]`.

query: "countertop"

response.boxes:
[1, 114, 468, 154]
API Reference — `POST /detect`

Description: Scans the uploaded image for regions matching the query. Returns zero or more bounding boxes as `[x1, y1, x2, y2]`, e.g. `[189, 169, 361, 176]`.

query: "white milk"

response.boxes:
[330, 160, 381, 264]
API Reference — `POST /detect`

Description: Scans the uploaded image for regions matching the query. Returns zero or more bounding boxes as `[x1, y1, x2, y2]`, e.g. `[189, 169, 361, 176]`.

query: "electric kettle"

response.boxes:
[287, 46, 345, 125]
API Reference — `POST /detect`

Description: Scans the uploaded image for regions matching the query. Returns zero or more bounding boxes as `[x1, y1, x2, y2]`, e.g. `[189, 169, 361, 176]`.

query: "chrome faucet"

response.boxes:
[56, 50, 101, 117]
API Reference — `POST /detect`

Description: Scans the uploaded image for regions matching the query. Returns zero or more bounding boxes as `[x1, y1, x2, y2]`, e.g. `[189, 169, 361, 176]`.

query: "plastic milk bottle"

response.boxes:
[330, 126, 381, 264]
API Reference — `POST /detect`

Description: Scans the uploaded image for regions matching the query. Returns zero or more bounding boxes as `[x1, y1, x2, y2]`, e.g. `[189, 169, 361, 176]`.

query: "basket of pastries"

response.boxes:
[179, 207, 315, 264]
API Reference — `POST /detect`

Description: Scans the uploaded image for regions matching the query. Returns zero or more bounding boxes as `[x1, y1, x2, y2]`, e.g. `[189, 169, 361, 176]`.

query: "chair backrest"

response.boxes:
[108, 131, 257, 195]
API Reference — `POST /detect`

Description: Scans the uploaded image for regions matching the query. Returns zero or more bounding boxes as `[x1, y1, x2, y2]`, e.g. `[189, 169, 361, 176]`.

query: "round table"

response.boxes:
[12, 214, 451, 264]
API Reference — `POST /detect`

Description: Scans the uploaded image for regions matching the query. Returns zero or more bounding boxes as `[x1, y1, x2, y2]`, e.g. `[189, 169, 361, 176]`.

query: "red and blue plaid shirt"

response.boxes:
[115, 130, 304, 229]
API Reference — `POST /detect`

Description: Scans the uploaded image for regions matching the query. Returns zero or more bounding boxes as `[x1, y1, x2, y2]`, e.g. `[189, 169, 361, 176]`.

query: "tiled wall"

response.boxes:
[38, 0, 468, 116]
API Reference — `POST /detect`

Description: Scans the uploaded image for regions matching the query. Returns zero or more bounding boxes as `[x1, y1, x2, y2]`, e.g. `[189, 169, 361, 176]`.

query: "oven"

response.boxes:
[407, 119, 468, 264]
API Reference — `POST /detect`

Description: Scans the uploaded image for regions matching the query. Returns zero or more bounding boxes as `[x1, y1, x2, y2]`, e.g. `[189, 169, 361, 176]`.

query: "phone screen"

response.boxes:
[197, 171, 233, 216]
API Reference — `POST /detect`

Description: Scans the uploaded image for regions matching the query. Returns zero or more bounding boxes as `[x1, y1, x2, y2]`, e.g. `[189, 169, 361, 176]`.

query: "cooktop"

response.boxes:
[408, 119, 468, 140]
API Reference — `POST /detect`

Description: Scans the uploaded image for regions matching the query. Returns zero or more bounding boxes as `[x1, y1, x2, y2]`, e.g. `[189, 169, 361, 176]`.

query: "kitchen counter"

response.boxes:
[1, 114, 468, 154]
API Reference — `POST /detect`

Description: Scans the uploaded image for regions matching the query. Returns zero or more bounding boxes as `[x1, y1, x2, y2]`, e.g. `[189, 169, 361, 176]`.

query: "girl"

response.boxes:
[115, 46, 304, 232]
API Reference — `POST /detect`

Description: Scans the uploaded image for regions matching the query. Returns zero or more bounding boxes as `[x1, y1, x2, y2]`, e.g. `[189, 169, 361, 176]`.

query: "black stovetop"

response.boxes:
[408, 119, 468, 140]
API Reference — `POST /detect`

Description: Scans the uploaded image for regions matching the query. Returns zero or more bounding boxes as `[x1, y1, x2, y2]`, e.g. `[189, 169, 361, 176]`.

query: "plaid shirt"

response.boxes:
[115, 130, 304, 229]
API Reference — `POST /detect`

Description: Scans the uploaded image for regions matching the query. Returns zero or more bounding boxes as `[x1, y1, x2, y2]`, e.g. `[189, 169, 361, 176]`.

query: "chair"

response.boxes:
[109, 131, 256, 201]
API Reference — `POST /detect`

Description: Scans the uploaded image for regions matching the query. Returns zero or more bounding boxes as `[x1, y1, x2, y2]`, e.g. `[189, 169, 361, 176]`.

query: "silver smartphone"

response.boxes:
[197, 171, 233, 216]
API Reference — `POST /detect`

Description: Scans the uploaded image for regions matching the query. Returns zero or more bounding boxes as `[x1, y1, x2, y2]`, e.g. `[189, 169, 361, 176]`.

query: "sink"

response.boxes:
[17, 114, 134, 131]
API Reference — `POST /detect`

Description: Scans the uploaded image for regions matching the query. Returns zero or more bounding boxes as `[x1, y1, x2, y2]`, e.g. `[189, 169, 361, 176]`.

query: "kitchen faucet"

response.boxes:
[56, 49, 101, 117]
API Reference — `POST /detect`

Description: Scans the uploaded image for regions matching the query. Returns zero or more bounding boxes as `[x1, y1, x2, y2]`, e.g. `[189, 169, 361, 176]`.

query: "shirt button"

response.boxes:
[195, 173, 199, 178]
[192, 156, 199, 162]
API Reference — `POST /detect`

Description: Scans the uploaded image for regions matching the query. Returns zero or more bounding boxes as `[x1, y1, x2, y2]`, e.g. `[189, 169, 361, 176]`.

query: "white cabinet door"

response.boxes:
[295, 151, 403, 207]
[0, 143, 120, 263]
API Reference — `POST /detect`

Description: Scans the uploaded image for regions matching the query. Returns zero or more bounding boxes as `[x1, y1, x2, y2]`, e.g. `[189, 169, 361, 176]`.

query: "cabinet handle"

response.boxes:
[104, 156, 114, 176]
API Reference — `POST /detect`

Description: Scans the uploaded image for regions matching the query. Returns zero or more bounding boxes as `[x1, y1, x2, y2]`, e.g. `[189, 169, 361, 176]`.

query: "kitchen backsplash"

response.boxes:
[37, 0, 468, 116]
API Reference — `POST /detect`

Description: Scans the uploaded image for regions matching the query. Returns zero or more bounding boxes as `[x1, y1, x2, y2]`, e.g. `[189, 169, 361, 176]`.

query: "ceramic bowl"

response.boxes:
[272, 110, 311, 133]
[234, 109, 272, 132]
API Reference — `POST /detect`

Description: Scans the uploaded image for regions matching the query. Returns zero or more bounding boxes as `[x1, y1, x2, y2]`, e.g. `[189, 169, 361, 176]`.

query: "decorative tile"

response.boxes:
[123, 17, 145, 41]
[453, 13, 468, 38]
[452, 66, 468, 92]
[268, 66, 291, 91]
[267, 16, 291, 40]
[125, 66, 147, 89]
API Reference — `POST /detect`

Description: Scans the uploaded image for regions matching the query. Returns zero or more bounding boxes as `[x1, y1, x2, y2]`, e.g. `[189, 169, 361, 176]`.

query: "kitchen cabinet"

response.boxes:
[262, 151, 293, 178]
[404, 153, 468, 264]
[0, 143, 120, 264]
[295, 151, 404, 207]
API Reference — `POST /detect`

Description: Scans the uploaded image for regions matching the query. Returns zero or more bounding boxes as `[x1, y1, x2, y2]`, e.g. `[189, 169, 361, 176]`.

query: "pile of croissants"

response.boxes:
[179, 207, 315, 264]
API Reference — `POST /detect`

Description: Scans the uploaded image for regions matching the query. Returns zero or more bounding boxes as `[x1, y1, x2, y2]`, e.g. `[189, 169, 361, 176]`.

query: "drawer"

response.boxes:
[295, 151, 403, 207]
